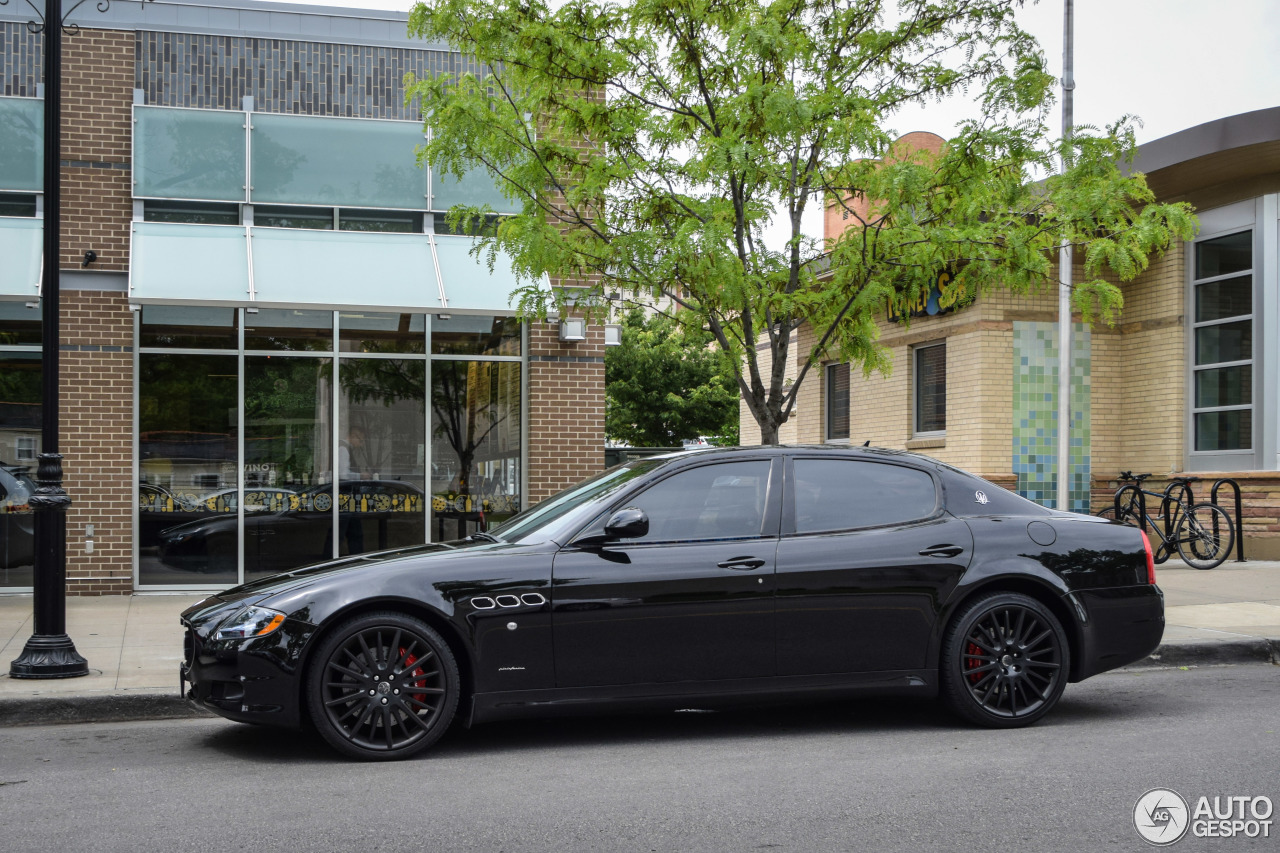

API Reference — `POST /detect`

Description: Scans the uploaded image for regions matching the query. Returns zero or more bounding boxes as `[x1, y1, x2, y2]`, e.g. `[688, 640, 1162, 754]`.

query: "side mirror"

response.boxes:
[603, 507, 649, 540]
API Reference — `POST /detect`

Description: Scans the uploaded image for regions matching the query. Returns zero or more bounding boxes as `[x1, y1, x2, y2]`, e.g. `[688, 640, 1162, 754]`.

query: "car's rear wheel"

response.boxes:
[940, 592, 1069, 728]
[306, 611, 459, 761]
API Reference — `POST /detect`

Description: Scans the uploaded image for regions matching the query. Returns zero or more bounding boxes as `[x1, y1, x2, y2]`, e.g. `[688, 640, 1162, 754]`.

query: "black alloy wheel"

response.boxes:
[307, 611, 459, 760]
[940, 592, 1069, 728]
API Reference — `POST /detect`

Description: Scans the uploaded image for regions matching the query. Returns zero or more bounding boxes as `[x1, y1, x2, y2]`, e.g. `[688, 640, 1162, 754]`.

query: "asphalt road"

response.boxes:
[0, 664, 1276, 853]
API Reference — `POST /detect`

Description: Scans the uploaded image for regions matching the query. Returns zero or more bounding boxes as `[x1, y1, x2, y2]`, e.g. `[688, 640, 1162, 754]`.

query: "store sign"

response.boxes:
[887, 269, 966, 321]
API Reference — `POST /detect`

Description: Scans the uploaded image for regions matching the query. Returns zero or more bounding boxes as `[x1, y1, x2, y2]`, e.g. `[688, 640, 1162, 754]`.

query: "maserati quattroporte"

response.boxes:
[181, 447, 1163, 760]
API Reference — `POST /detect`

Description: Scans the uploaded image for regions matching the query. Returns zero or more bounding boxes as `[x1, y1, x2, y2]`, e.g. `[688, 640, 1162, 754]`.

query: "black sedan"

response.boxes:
[180, 447, 1163, 760]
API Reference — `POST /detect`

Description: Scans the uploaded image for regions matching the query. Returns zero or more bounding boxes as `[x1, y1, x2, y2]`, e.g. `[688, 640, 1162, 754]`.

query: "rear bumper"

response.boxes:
[1067, 584, 1164, 681]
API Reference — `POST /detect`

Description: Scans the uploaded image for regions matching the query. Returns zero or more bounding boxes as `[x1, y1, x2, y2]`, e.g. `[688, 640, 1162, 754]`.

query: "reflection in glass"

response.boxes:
[138, 354, 238, 585]
[140, 305, 238, 349]
[143, 201, 239, 225]
[1195, 275, 1251, 323]
[1195, 231, 1251, 280]
[243, 356, 333, 580]
[0, 301, 42, 345]
[0, 352, 40, 587]
[430, 361, 521, 541]
[244, 308, 334, 351]
[1195, 321, 1252, 366]
[254, 206, 334, 230]
[0, 97, 43, 193]
[339, 359, 427, 554]
[1195, 410, 1252, 452]
[1196, 365, 1251, 408]
[431, 315, 521, 356]
[250, 113, 426, 209]
[133, 107, 246, 201]
[339, 312, 426, 354]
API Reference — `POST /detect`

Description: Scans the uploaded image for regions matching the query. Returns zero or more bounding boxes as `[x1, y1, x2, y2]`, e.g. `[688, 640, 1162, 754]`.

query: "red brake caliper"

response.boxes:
[965, 642, 985, 684]
[399, 648, 427, 704]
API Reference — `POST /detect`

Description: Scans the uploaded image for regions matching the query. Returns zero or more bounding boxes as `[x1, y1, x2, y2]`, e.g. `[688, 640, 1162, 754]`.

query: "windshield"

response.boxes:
[490, 458, 667, 544]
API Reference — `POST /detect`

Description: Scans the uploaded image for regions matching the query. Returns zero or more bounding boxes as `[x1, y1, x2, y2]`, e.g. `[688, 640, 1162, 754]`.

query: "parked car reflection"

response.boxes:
[0, 462, 36, 580]
[157, 480, 425, 575]
[140, 485, 297, 551]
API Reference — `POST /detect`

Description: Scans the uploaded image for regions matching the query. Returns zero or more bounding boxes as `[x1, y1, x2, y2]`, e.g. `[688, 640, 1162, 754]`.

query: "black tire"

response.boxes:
[1176, 503, 1234, 570]
[939, 592, 1070, 728]
[306, 611, 460, 761]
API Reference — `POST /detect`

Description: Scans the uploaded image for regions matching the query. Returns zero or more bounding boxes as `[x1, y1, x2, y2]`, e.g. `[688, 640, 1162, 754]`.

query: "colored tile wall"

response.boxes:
[1012, 321, 1091, 512]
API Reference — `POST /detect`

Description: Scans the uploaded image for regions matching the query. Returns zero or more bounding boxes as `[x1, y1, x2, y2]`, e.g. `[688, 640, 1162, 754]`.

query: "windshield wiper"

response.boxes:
[466, 531, 503, 544]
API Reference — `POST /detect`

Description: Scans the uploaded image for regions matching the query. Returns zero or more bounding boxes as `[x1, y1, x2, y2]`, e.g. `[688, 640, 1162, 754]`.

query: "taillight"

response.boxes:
[1140, 529, 1156, 584]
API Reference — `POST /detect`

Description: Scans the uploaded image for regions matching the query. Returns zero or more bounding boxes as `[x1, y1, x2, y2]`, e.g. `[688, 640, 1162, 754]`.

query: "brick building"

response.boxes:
[744, 111, 1280, 559]
[0, 0, 604, 594]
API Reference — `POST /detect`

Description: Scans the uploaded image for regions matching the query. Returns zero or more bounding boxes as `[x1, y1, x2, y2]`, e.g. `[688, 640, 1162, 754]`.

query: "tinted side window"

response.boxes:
[792, 459, 936, 533]
[625, 461, 771, 542]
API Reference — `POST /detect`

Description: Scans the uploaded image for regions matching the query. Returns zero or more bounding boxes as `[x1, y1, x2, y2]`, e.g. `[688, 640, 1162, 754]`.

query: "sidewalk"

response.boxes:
[1, 560, 1277, 726]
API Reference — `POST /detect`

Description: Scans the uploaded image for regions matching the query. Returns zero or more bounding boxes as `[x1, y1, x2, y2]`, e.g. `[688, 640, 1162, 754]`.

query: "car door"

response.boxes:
[775, 455, 972, 675]
[551, 457, 781, 688]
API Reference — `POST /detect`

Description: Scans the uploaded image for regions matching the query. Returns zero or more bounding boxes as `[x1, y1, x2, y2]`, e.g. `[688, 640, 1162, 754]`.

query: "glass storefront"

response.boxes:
[136, 307, 522, 588]
[0, 302, 42, 590]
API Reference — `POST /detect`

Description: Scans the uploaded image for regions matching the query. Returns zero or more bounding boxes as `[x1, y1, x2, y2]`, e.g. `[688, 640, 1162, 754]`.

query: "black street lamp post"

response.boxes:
[7, 0, 148, 678]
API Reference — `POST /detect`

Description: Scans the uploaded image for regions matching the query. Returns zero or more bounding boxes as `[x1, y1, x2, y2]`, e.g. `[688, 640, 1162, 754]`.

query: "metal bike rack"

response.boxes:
[1210, 478, 1246, 563]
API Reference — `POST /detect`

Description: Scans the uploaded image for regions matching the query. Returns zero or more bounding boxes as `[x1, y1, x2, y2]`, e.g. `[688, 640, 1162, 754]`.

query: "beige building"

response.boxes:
[742, 109, 1280, 559]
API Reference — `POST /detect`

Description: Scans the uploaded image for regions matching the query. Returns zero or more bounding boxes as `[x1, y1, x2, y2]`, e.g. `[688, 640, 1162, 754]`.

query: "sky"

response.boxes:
[271, 0, 1280, 241]
[278, 0, 1280, 146]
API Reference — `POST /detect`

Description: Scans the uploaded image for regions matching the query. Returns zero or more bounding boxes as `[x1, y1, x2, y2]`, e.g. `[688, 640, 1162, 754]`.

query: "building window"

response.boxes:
[914, 342, 946, 434]
[15, 437, 36, 460]
[143, 201, 239, 225]
[825, 362, 849, 441]
[1192, 231, 1253, 453]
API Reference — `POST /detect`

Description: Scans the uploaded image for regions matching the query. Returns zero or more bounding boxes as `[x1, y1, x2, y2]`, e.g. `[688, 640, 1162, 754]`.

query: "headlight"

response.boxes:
[213, 605, 287, 641]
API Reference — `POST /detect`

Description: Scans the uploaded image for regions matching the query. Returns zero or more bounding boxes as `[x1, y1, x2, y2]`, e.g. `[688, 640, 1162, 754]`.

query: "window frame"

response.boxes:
[781, 455, 942, 536]
[1186, 214, 1259, 470]
[912, 340, 947, 437]
[824, 361, 850, 443]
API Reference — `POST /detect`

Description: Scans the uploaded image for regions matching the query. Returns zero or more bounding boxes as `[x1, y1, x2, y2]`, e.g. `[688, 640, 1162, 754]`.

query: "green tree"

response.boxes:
[406, 0, 1196, 444]
[606, 308, 739, 446]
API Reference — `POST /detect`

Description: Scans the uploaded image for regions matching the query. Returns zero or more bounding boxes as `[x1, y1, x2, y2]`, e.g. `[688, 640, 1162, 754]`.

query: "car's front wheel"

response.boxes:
[306, 611, 460, 760]
[939, 592, 1069, 728]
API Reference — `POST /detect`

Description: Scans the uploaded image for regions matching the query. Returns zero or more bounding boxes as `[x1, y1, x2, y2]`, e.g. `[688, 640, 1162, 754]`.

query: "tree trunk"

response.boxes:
[759, 420, 780, 446]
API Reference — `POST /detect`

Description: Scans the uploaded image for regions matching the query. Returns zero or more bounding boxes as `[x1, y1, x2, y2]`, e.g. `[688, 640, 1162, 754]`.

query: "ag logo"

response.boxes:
[1134, 788, 1190, 846]
[974, 490, 989, 505]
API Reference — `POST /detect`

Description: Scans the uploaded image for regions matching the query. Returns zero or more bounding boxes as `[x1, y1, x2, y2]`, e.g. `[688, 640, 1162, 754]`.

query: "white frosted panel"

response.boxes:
[133, 107, 246, 201]
[250, 114, 427, 209]
[131, 223, 250, 301]
[433, 235, 527, 311]
[0, 97, 43, 193]
[431, 165, 519, 213]
[0, 218, 42, 299]
[250, 228, 440, 308]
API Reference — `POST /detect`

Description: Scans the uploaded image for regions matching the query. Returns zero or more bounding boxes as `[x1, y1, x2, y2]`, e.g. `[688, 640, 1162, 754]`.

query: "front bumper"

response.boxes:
[180, 615, 315, 728]
[1067, 584, 1165, 681]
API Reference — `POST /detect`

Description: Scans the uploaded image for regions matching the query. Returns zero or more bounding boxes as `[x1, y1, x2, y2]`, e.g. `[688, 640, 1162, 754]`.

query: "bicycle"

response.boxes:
[1097, 471, 1234, 570]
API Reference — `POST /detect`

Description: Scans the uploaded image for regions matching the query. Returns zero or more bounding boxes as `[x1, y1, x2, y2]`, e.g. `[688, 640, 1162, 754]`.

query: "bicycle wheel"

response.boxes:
[1176, 503, 1234, 570]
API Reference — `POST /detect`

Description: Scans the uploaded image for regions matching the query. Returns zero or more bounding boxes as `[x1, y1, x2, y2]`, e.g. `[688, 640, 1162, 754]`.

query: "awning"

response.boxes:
[130, 223, 530, 311]
[0, 218, 43, 301]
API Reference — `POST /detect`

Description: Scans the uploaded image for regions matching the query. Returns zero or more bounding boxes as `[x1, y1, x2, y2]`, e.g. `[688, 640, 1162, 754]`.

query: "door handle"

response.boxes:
[717, 557, 766, 571]
[918, 545, 962, 558]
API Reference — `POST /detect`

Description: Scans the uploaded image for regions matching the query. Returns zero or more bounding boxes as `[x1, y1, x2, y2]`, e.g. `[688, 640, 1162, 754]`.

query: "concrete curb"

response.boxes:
[1129, 637, 1280, 670]
[0, 639, 1276, 728]
[0, 692, 212, 729]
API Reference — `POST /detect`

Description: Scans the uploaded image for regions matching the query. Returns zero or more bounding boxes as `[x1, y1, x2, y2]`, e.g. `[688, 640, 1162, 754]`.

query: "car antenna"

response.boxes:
[863, 440, 871, 447]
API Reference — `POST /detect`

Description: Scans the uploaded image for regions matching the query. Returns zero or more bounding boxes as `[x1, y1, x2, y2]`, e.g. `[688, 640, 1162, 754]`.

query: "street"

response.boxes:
[0, 664, 1277, 852]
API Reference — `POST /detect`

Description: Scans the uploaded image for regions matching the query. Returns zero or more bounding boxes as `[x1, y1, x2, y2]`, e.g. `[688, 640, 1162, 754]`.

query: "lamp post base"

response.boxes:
[9, 633, 89, 679]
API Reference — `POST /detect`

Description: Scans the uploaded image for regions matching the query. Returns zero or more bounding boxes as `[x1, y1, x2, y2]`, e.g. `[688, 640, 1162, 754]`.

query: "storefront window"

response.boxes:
[430, 360, 522, 541]
[431, 315, 521, 356]
[136, 309, 523, 587]
[138, 353, 238, 585]
[339, 359, 427, 554]
[0, 350, 40, 589]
